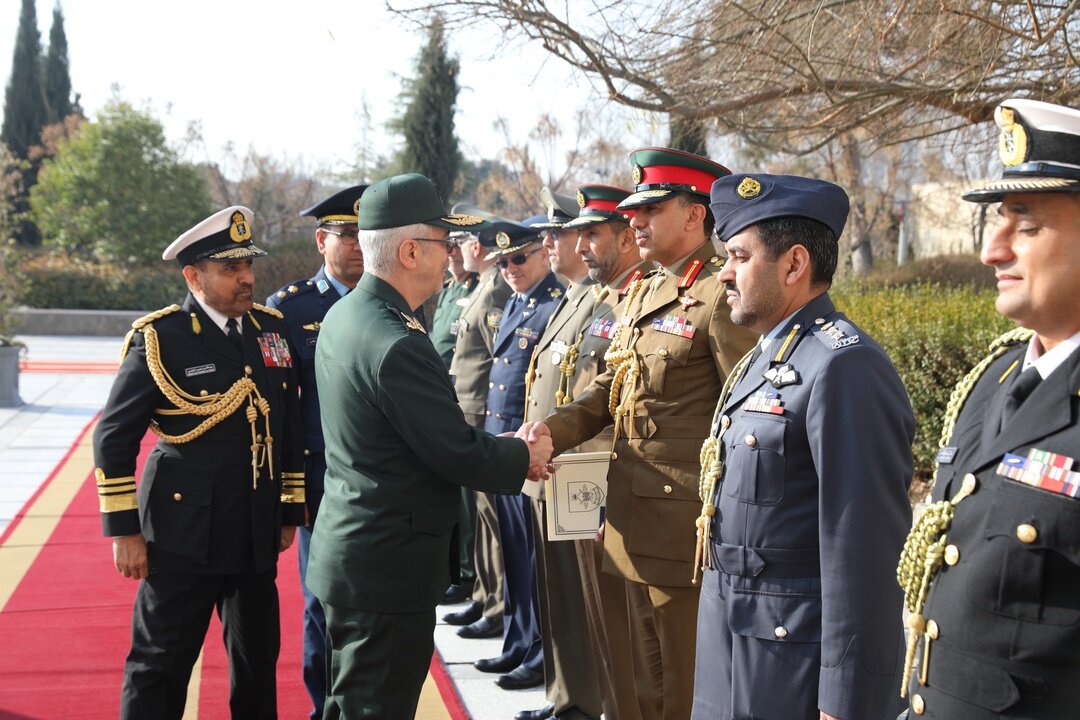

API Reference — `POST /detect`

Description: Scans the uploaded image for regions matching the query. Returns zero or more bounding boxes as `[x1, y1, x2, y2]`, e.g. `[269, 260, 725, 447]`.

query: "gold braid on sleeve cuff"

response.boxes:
[96, 468, 138, 513]
[280, 472, 306, 504]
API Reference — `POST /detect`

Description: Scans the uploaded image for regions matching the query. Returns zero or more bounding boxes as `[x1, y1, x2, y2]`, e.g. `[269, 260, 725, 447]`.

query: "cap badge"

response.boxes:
[737, 177, 762, 199]
[996, 106, 1028, 167]
[545, 196, 557, 221]
[229, 211, 252, 243]
[633, 163, 643, 185]
[353, 198, 361, 215]
[496, 231, 511, 249]
[577, 190, 586, 208]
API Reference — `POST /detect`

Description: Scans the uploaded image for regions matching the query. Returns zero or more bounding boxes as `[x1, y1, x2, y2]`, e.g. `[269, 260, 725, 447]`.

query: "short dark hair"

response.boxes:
[676, 192, 715, 239]
[754, 215, 838, 286]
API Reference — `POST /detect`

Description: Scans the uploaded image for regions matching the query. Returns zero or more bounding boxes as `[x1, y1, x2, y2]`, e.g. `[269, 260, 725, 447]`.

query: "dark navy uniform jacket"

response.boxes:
[909, 335, 1080, 719]
[93, 294, 305, 576]
[267, 265, 342, 520]
[696, 292, 913, 720]
[484, 272, 565, 435]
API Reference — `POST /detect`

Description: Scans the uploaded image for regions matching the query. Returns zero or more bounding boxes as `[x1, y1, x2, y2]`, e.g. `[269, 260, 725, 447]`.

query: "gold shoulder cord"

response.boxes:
[556, 331, 585, 407]
[140, 322, 276, 489]
[604, 278, 647, 444]
[691, 347, 755, 585]
[523, 345, 542, 422]
[895, 326, 1033, 696]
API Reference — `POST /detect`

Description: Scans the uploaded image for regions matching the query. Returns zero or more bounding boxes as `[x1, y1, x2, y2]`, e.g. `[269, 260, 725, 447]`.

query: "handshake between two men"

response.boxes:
[512, 421, 554, 482]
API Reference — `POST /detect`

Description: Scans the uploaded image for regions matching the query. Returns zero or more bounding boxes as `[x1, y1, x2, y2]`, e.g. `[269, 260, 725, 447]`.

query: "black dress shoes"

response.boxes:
[457, 615, 502, 639]
[473, 652, 521, 674]
[440, 583, 470, 605]
[441, 601, 482, 626]
[495, 665, 544, 690]
[515, 703, 555, 720]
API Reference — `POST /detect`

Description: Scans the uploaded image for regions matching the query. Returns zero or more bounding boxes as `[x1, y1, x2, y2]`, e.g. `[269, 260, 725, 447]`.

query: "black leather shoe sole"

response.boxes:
[457, 615, 502, 639]
[515, 703, 555, 720]
[495, 666, 544, 690]
[473, 653, 520, 674]
[441, 601, 482, 626]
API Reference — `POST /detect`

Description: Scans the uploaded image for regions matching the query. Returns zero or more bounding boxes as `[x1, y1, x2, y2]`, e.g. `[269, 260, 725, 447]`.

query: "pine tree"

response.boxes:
[392, 17, 461, 203]
[43, 4, 73, 123]
[2, 0, 48, 159]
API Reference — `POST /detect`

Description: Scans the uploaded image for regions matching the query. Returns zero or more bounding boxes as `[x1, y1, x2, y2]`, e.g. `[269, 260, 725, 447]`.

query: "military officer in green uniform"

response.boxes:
[94, 206, 306, 719]
[266, 184, 366, 720]
[306, 173, 553, 718]
[519, 148, 758, 720]
[444, 217, 517, 638]
[431, 234, 480, 370]
[899, 98, 1080, 719]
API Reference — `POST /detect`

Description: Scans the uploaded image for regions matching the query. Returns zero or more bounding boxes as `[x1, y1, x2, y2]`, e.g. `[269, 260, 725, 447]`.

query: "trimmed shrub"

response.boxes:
[833, 282, 1014, 492]
[14, 241, 324, 311]
[866, 253, 996, 290]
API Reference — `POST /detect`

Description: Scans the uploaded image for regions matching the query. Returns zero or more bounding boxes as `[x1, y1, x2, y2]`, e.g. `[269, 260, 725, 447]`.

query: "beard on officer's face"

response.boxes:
[187, 259, 256, 318]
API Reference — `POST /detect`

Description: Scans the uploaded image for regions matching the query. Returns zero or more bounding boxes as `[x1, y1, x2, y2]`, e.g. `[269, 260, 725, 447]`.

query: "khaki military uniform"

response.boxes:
[526, 264, 649, 720]
[449, 264, 514, 618]
[544, 241, 757, 720]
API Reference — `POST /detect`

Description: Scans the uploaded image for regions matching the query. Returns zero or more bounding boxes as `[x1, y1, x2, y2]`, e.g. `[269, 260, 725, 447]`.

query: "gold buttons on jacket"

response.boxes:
[911, 693, 925, 715]
[495, 413, 504, 419]
[720, 415, 731, 430]
[503, 357, 511, 364]
[200, 389, 208, 397]
[1016, 523, 1038, 544]
[489, 382, 494, 389]
[535, 372, 542, 379]
[589, 350, 597, 357]
[663, 484, 673, 494]
[172, 492, 182, 501]
[304, 449, 311, 456]
[744, 435, 757, 447]
[499, 384, 506, 391]
[485, 410, 491, 416]
[944, 544, 959, 566]
[773, 626, 788, 639]
[658, 347, 668, 357]
[926, 619, 939, 640]
[611, 451, 618, 461]
[244, 365, 252, 375]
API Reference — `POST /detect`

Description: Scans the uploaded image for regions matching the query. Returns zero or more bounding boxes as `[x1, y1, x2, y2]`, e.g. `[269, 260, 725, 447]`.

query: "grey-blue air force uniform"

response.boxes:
[484, 271, 564, 674]
[693, 292, 914, 720]
[266, 264, 342, 719]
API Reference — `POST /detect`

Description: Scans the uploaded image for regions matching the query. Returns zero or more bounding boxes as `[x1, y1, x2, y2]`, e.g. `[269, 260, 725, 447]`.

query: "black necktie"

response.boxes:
[1000, 366, 1041, 428]
[226, 317, 243, 353]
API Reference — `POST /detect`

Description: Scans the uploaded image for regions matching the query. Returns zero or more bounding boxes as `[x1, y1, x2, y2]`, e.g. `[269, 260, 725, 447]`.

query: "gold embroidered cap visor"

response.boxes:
[356, 172, 490, 231]
[964, 98, 1080, 203]
[162, 205, 269, 267]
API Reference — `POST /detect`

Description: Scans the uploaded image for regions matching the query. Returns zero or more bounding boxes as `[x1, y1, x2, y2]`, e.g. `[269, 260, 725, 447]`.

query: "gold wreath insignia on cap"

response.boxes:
[996, 106, 1028, 167]
[229, 211, 252, 243]
[737, 177, 762, 199]
[577, 190, 586, 208]
[496, 231, 511, 249]
[353, 198, 361, 215]
[632, 163, 643, 185]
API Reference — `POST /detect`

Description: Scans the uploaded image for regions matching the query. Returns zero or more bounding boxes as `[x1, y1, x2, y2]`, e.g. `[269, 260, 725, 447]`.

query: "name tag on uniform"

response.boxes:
[551, 340, 570, 365]
[257, 332, 294, 368]
[450, 320, 460, 335]
[651, 314, 695, 339]
[589, 318, 617, 339]
[185, 363, 216, 377]
[997, 448, 1080, 498]
[456, 297, 471, 307]
[935, 446, 958, 465]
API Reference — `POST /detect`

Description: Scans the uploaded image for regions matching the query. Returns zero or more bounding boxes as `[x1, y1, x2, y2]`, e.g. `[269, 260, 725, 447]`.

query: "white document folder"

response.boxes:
[544, 451, 611, 541]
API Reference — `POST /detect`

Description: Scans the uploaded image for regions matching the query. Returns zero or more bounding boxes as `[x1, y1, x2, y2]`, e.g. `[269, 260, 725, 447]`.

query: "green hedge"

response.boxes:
[15, 243, 323, 311]
[832, 282, 1014, 488]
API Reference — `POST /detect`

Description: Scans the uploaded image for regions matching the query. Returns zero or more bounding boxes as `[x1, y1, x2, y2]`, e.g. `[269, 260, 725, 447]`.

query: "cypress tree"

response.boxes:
[2, 0, 48, 159]
[44, 4, 73, 123]
[393, 17, 461, 203]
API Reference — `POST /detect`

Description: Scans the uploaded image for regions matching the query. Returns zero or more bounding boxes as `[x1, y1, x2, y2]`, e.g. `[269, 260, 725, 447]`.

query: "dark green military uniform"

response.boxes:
[431, 272, 479, 369]
[308, 271, 531, 717]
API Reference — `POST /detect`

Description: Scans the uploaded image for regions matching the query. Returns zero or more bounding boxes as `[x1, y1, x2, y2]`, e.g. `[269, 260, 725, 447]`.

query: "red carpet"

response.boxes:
[0, 421, 467, 719]
[19, 360, 120, 374]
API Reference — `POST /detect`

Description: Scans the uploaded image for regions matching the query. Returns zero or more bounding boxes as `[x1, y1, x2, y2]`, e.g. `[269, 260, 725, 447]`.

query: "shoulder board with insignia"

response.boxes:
[131, 304, 182, 330]
[677, 258, 705, 289]
[400, 312, 427, 334]
[619, 268, 645, 294]
[273, 279, 317, 304]
[810, 316, 860, 350]
[252, 302, 284, 319]
[708, 254, 724, 268]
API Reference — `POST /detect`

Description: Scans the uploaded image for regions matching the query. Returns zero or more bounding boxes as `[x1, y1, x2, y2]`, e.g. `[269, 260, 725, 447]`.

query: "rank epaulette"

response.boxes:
[273, 278, 317, 303]
[810, 316, 860, 350]
[121, 305, 182, 359]
[252, 302, 284, 319]
[677, 258, 705, 288]
[619, 268, 645, 294]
